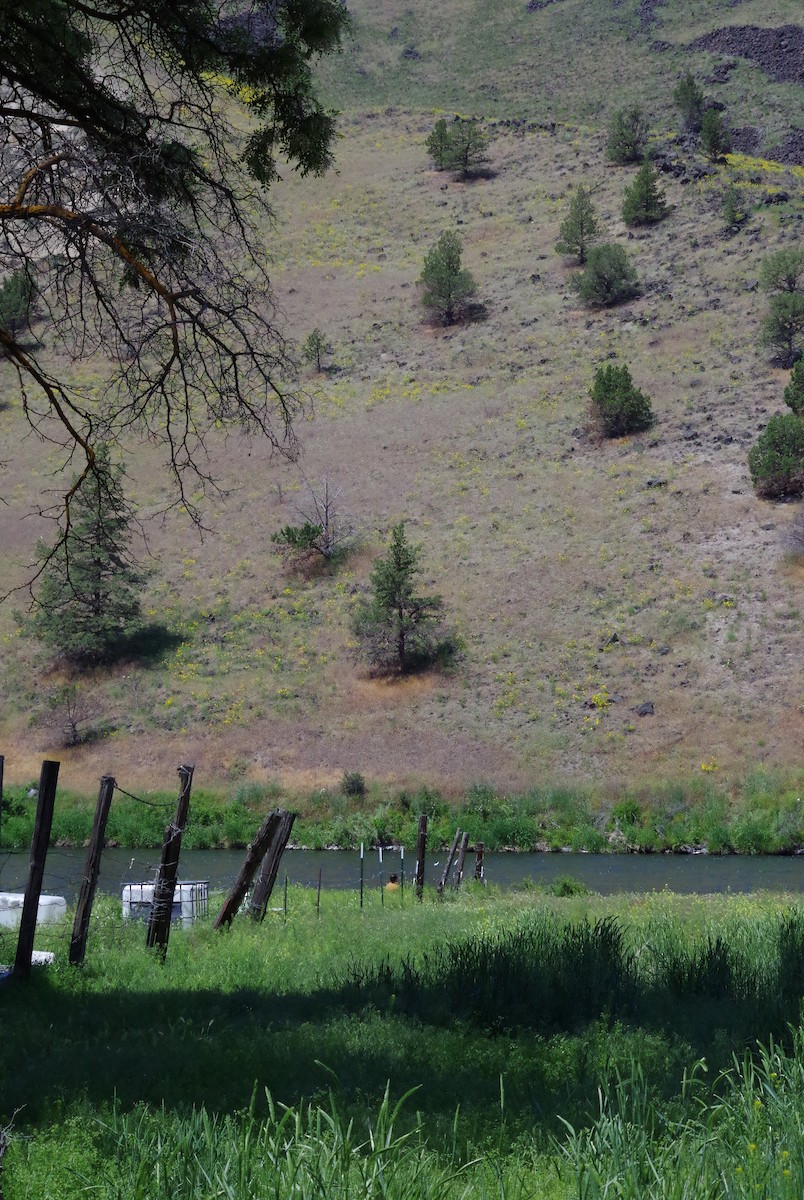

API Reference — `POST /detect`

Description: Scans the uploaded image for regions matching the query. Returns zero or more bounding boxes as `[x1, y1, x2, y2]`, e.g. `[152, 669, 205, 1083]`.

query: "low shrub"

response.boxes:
[748, 412, 804, 499]
[573, 244, 638, 307]
[590, 363, 653, 437]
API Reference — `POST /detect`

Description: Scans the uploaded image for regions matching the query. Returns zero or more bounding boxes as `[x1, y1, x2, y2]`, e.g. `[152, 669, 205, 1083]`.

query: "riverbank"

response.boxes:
[2, 768, 804, 855]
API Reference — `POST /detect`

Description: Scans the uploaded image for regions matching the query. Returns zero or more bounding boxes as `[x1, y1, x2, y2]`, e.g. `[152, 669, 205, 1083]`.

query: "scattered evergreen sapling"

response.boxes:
[606, 106, 649, 165]
[555, 185, 601, 264]
[700, 110, 732, 160]
[419, 230, 477, 323]
[673, 72, 704, 134]
[352, 523, 455, 674]
[621, 160, 668, 226]
[27, 447, 145, 663]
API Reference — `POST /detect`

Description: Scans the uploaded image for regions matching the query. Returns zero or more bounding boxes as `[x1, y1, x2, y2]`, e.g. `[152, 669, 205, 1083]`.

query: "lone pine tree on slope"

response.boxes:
[28, 447, 145, 663]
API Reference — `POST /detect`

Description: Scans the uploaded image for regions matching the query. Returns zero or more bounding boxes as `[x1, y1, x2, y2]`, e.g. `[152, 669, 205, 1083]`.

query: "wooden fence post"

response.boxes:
[437, 829, 462, 896]
[248, 810, 296, 921]
[146, 763, 194, 959]
[474, 842, 485, 882]
[0, 754, 4, 851]
[213, 809, 281, 929]
[13, 760, 59, 981]
[451, 831, 470, 890]
[415, 814, 427, 900]
[69, 774, 115, 966]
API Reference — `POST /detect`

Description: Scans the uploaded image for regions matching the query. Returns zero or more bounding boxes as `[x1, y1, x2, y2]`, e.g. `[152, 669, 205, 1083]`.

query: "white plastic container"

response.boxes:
[121, 881, 209, 927]
[0, 893, 67, 929]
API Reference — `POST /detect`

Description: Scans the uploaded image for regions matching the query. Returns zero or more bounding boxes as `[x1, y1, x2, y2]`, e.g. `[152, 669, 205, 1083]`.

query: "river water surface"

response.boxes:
[2, 847, 804, 903]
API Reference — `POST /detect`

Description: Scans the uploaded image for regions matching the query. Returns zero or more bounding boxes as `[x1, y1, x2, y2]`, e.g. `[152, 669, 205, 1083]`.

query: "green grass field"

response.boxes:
[5, 889, 804, 1197]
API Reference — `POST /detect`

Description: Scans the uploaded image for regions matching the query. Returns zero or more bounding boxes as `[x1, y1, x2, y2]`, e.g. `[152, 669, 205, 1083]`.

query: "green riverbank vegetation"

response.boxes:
[2, 768, 804, 854]
[5, 889, 804, 1197]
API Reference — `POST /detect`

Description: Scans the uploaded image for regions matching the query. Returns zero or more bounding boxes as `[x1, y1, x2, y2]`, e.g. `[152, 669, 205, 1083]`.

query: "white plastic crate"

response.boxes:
[121, 881, 209, 927]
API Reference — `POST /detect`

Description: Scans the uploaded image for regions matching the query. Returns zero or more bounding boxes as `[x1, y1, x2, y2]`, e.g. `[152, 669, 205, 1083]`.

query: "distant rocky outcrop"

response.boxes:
[688, 24, 804, 87]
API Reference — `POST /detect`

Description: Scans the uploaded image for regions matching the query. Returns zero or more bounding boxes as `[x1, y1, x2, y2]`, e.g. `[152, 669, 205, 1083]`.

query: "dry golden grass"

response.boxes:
[1, 5, 803, 797]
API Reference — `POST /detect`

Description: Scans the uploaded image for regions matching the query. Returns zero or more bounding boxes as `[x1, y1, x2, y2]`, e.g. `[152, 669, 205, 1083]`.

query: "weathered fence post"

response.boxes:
[437, 829, 462, 896]
[248, 809, 296, 921]
[69, 774, 115, 966]
[451, 831, 470, 890]
[146, 763, 194, 959]
[14, 760, 59, 981]
[316, 866, 322, 918]
[213, 809, 281, 929]
[474, 842, 485, 883]
[0, 754, 4, 852]
[414, 814, 427, 900]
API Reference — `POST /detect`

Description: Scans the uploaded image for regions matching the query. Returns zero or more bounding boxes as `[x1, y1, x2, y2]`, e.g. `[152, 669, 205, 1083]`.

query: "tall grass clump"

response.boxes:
[558, 1033, 804, 1199]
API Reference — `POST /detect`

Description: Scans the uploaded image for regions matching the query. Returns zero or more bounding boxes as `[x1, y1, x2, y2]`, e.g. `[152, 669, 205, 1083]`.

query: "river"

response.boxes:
[2, 847, 804, 903]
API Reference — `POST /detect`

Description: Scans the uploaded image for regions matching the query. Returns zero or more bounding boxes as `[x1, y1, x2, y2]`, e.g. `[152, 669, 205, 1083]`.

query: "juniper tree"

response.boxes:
[573, 244, 638, 307]
[784, 361, 804, 416]
[419, 231, 477, 323]
[27, 447, 145, 663]
[590, 364, 654, 437]
[555, 185, 601, 264]
[621, 160, 668, 226]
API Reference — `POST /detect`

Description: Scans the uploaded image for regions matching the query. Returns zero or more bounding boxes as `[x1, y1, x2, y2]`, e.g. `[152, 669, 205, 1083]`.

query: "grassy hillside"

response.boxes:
[0, 0, 802, 801]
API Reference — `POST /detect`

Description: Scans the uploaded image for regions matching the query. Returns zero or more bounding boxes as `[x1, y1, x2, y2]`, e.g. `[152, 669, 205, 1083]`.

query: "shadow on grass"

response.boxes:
[112, 622, 184, 663]
[4, 912, 804, 1136]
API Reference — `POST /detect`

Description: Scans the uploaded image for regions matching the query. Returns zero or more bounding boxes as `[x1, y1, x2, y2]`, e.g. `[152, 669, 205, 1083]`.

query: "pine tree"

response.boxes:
[606, 106, 649, 165]
[700, 110, 732, 160]
[426, 119, 453, 170]
[673, 72, 704, 135]
[425, 118, 489, 177]
[0, 268, 35, 334]
[555, 185, 601, 264]
[352, 523, 450, 674]
[28, 447, 145, 663]
[419, 231, 477, 323]
[621, 160, 668, 226]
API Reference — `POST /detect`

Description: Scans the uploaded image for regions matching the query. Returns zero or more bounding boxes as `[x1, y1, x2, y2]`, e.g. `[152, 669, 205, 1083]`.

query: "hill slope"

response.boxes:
[0, 0, 802, 796]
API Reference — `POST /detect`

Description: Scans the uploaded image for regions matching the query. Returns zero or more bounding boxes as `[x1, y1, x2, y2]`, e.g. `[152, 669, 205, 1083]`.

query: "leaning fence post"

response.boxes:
[69, 774, 115, 966]
[146, 763, 194, 959]
[14, 760, 59, 981]
[213, 809, 281, 929]
[451, 831, 470, 890]
[415, 814, 427, 900]
[437, 829, 462, 896]
[248, 810, 296, 921]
